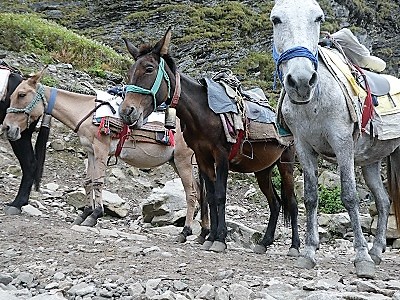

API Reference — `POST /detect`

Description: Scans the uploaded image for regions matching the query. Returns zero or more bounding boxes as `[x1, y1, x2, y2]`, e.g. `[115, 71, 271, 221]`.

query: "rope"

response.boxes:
[273, 46, 319, 89]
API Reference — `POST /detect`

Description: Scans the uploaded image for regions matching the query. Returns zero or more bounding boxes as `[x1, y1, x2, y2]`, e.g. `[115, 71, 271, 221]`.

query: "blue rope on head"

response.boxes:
[272, 45, 319, 89]
[125, 57, 171, 111]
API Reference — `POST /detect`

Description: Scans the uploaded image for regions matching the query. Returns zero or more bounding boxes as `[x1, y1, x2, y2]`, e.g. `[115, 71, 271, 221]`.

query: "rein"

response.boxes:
[272, 46, 319, 88]
[125, 57, 171, 111]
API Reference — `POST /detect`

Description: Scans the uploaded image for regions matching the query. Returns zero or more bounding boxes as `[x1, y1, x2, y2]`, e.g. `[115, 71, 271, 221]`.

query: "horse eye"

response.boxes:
[145, 66, 154, 73]
[315, 15, 324, 23]
[18, 92, 26, 98]
[271, 16, 282, 25]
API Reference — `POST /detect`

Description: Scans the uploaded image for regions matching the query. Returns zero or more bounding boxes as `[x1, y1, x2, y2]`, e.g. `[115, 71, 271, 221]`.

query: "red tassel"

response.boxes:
[361, 90, 373, 131]
[98, 117, 106, 137]
[168, 130, 175, 147]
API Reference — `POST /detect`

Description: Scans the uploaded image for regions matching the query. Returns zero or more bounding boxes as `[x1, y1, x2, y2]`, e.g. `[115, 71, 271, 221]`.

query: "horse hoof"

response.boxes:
[253, 244, 267, 254]
[200, 240, 213, 251]
[209, 241, 226, 253]
[72, 216, 85, 226]
[4, 206, 22, 215]
[295, 256, 316, 269]
[80, 216, 97, 227]
[195, 235, 206, 245]
[354, 260, 375, 279]
[176, 233, 187, 243]
[369, 253, 382, 265]
[287, 247, 300, 257]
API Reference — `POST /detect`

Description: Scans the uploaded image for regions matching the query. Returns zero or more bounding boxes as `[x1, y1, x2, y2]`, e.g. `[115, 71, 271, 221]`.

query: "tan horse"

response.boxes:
[1, 69, 209, 243]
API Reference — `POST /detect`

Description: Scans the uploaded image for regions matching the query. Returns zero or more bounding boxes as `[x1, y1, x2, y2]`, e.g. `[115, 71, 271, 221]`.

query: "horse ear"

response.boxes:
[153, 26, 172, 56]
[28, 67, 47, 85]
[123, 37, 139, 60]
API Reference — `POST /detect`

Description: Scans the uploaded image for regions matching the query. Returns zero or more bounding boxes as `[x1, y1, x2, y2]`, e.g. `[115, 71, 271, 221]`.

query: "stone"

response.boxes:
[22, 204, 42, 216]
[195, 284, 215, 300]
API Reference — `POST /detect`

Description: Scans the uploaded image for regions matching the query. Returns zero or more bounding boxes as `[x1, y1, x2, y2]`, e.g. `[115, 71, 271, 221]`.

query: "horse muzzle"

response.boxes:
[119, 105, 142, 127]
[284, 70, 318, 105]
[1, 123, 21, 141]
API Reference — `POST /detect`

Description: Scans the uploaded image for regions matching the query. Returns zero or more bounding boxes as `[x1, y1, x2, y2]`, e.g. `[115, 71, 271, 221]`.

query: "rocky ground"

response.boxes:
[1, 51, 400, 300]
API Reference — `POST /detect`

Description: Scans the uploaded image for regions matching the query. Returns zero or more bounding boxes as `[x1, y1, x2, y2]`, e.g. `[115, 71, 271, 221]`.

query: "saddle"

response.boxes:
[206, 71, 293, 159]
[87, 86, 174, 165]
[318, 44, 400, 140]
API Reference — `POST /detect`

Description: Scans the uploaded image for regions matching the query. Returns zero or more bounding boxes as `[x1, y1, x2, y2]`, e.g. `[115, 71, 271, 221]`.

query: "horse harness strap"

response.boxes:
[114, 124, 130, 159]
[125, 57, 171, 111]
[74, 100, 117, 133]
[168, 72, 181, 108]
[41, 87, 57, 128]
[272, 46, 319, 89]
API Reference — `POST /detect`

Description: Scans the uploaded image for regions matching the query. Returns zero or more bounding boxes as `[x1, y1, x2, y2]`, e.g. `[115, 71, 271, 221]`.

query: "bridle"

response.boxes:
[125, 57, 171, 111]
[272, 45, 319, 89]
[6, 83, 57, 127]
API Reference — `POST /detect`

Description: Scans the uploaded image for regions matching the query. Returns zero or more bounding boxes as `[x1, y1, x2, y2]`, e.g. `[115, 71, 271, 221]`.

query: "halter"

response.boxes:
[6, 83, 57, 127]
[125, 57, 171, 111]
[272, 45, 319, 89]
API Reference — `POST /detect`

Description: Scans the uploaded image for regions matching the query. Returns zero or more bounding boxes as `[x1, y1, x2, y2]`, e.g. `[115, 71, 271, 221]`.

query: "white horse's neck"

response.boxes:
[43, 86, 96, 131]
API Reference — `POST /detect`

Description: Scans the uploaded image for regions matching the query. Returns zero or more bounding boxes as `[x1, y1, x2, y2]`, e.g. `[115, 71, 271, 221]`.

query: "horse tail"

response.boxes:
[33, 121, 51, 190]
[387, 146, 400, 231]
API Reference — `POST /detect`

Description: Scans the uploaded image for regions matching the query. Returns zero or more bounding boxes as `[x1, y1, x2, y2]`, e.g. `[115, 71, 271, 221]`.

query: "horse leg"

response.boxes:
[80, 141, 107, 227]
[170, 147, 203, 243]
[197, 174, 210, 244]
[334, 145, 374, 278]
[278, 148, 300, 256]
[362, 161, 390, 265]
[72, 178, 94, 225]
[295, 142, 319, 270]
[4, 130, 36, 215]
[387, 147, 400, 234]
[72, 153, 95, 225]
[209, 157, 229, 253]
[200, 172, 217, 251]
[253, 167, 281, 254]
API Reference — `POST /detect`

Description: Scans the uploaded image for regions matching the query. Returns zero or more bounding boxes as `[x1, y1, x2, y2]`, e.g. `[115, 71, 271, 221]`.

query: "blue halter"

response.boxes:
[125, 57, 171, 111]
[272, 45, 319, 89]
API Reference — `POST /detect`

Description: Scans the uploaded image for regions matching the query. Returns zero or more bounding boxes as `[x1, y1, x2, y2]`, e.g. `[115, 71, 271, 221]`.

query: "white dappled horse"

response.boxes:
[271, 0, 400, 278]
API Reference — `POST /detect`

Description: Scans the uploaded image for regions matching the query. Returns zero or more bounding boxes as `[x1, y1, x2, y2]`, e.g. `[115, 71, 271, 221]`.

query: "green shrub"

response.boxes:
[0, 13, 131, 75]
[318, 185, 345, 214]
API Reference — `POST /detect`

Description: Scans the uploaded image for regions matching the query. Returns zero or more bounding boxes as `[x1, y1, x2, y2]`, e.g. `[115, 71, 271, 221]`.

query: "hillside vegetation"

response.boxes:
[0, 0, 398, 104]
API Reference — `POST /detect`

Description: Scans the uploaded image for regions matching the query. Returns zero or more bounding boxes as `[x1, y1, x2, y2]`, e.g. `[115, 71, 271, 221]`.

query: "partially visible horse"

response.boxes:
[0, 61, 48, 215]
[1, 70, 209, 243]
[270, 0, 400, 278]
[118, 28, 300, 255]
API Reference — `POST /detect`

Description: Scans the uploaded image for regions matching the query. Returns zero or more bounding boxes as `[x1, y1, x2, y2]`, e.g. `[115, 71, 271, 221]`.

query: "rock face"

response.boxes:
[0, 2, 399, 300]
[0, 1, 398, 85]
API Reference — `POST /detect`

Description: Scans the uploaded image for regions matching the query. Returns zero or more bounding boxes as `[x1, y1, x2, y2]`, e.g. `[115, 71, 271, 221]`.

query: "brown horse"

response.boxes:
[1, 70, 209, 243]
[119, 27, 300, 255]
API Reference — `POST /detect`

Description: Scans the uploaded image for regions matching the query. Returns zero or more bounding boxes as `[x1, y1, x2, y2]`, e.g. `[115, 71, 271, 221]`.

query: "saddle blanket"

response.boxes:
[319, 46, 400, 140]
[93, 89, 123, 119]
[0, 68, 10, 101]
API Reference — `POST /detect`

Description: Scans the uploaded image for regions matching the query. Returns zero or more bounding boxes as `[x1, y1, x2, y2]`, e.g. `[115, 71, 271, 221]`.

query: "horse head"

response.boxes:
[2, 68, 46, 141]
[119, 27, 173, 128]
[271, 0, 324, 104]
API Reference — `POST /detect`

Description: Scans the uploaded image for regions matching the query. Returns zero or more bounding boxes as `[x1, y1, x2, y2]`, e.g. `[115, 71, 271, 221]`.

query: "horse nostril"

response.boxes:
[287, 74, 296, 88]
[309, 72, 318, 87]
[127, 106, 136, 116]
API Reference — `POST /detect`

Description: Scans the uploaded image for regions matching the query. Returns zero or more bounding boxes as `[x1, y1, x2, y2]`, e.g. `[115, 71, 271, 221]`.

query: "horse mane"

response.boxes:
[137, 44, 177, 74]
